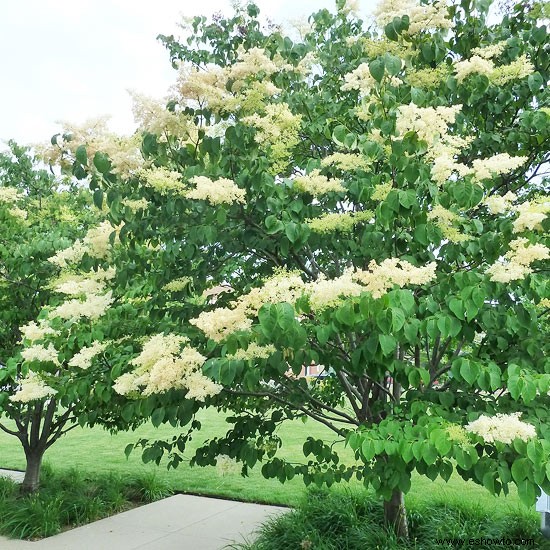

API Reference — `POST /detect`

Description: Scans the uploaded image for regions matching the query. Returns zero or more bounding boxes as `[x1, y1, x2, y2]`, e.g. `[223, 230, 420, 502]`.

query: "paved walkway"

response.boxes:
[0, 469, 286, 549]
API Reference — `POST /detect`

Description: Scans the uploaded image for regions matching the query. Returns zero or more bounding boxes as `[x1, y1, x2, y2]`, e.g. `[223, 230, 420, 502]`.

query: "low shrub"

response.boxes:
[0, 467, 173, 540]
[234, 488, 546, 550]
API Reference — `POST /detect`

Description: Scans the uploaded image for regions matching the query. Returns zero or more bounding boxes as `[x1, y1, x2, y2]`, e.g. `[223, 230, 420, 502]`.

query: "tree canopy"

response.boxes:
[3, 0, 549, 535]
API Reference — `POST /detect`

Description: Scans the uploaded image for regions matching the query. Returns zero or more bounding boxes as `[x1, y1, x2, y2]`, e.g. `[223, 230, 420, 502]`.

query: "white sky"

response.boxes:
[0, 0, 375, 148]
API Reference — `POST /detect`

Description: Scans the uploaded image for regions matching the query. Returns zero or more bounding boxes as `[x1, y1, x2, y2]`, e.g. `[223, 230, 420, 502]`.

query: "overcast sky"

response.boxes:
[0, 0, 376, 148]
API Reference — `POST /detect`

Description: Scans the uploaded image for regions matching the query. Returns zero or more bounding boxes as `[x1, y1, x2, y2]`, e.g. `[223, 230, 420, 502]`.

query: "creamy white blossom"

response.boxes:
[113, 333, 220, 400]
[374, 0, 451, 34]
[466, 413, 536, 444]
[186, 176, 246, 205]
[484, 192, 517, 215]
[69, 341, 107, 369]
[293, 170, 345, 196]
[9, 372, 57, 403]
[513, 199, 550, 233]
[21, 343, 60, 365]
[396, 104, 461, 144]
[19, 321, 58, 343]
[226, 343, 277, 361]
[49, 291, 114, 322]
[0, 186, 24, 203]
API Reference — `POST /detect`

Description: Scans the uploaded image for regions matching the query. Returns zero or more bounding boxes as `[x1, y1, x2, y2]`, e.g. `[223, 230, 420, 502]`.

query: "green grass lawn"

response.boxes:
[0, 407, 535, 518]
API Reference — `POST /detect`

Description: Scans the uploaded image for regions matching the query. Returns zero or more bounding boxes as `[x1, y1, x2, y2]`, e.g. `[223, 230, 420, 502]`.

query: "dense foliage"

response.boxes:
[2, 0, 549, 536]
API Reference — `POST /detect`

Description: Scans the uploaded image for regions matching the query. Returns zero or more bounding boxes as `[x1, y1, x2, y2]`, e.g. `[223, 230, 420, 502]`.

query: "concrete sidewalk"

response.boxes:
[0, 470, 286, 549]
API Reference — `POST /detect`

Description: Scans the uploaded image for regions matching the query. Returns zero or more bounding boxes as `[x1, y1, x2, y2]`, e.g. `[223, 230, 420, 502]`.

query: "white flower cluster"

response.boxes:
[321, 153, 370, 172]
[190, 306, 254, 343]
[242, 103, 302, 174]
[431, 154, 471, 185]
[371, 182, 393, 202]
[21, 343, 60, 365]
[454, 55, 494, 82]
[374, 0, 451, 34]
[54, 278, 105, 296]
[471, 42, 507, 60]
[396, 104, 462, 145]
[50, 291, 114, 322]
[471, 154, 527, 183]
[454, 53, 534, 85]
[113, 334, 221, 401]
[131, 91, 198, 143]
[176, 65, 230, 112]
[305, 270, 363, 311]
[484, 191, 517, 215]
[303, 259, 437, 311]
[37, 116, 145, 177]
[352, 259, 437, 299]
[306, 210, 373, 234]
[226, 343, 276, 361]
[486, 238, 549, 283]
[293, 170, 345, 196]
[49, 240, 88, 269]
[342, 63, 377, 95]
[49, 222, 119, 268]
[9, 372, 57, 403]
[192, 258, 437, 337]
[342, 62, 402, 97]
[190, 270, 305, 342]
[122, 198, 149, 213]
[513, 199, 550, 233]
[427, 204, 469, 243]
[229, 47, 280, 81]
[19, 321, 58, 343]
[186, 176, 246, 205]
[466, 412, 536, 444]
[432, 152, 526, 187]
[162, 277, 192, 292]
[139, 167, 185, 196]
[0, 186, 24, 203]
[68, 341, 107, 369]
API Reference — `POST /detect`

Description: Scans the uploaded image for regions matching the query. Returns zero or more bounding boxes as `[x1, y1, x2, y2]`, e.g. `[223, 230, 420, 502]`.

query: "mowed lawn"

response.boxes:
[0, 407, 533, 516]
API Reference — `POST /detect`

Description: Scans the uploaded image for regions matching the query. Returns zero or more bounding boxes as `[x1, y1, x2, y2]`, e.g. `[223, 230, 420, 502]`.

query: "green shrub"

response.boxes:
[128, 472, 173, 503]
[0, 468, 171, 540]
[235, 488, 545, 550]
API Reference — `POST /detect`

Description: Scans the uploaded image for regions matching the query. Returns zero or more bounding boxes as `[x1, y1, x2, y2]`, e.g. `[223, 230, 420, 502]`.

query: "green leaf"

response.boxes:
[93, 151, 111, 174]
[379, 334, 397, 355]
[459, 359, 479, 385]
[369, 58, 385, 82]
[336, 302, 355, 327]
[517, 480, 537, 507]
[384, 21, 399, 41]
[93, 189, 104, 210]
[391, 307, 405, 332]
[332, 125, 348, 147]
[384, 54, 401, 76]
[528, 72, 543, 93]
[151, 407, 166, 427]
[75, 145, 88, 165]
[511, 458, 530, 483]
[422, 444, 438, 465]
[285, 222, 300, 243]
[265, 215, 284, 234]
[124, 443, 134, 459]
[278, 302, 297, 330]
[449, 299, 464, 320]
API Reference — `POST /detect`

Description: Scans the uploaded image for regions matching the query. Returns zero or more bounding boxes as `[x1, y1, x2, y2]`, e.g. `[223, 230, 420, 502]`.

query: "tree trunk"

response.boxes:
[21, 448, 44, 494]
[384, 489, 409, 539]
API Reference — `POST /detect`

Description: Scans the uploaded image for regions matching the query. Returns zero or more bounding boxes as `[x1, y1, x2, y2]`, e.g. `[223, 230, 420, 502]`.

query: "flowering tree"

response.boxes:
[55, 0, 549, 536]
[0, 144, 157, 493]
